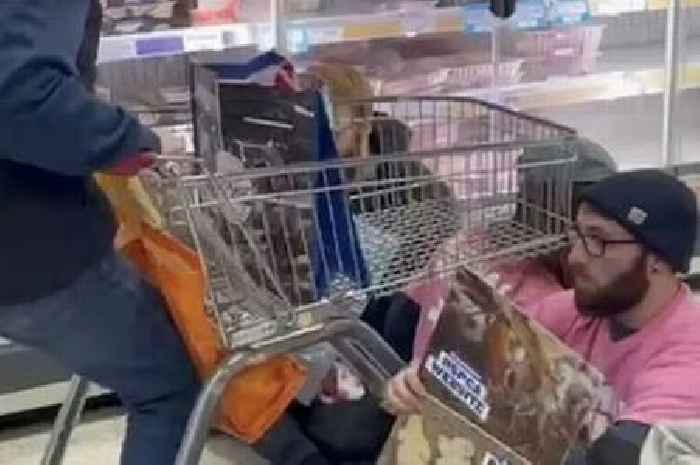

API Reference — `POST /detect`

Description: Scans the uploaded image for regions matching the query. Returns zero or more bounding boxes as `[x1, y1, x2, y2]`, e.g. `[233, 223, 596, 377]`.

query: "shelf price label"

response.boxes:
[307, 26, 343, 45]
[401, 11, 437, 36]
[98, 38, 138, 63]
[184, 30, 226, 53]
[344, 22, 402, 40]
[591, 0, 644, 15]
[286, 25, 343, 54]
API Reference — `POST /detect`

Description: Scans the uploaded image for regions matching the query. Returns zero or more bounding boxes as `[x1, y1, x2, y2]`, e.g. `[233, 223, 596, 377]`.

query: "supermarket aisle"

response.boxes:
[0, 409, 267, 465]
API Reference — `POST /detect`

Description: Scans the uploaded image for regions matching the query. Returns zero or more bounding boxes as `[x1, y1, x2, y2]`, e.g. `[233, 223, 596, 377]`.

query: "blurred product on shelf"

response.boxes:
[374, 57, 524, 95]
[287, 0, 324, 14]
[435, 0, 489, 5]
[190, 0, 240, 25]
[303, 34, 523, 96]
[502, 24, 604, 80]
[301, 19, 606, 95]
[100, 0, 193, 34]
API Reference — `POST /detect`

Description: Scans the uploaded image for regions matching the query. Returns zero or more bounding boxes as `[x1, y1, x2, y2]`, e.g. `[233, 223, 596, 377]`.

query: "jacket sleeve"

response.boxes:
[565, 422, 650, 465]
[0, 2, 160, 177]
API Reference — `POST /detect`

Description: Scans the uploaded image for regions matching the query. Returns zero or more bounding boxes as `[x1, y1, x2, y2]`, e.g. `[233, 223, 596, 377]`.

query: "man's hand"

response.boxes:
[105, 151, 156, 176]
[382, 364, 427, 416]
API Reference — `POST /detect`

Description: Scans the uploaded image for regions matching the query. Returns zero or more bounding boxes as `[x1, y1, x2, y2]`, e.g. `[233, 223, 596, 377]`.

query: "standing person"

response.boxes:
[384, 170, 700, 465]
[0, 2, 200, 465]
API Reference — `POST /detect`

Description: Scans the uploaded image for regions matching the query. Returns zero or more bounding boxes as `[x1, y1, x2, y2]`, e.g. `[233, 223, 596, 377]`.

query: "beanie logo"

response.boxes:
[628, 207, 648, 225]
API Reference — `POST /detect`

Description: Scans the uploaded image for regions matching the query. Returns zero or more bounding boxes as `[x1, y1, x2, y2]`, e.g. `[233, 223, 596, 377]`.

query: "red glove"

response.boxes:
[105, 151, 156, 176]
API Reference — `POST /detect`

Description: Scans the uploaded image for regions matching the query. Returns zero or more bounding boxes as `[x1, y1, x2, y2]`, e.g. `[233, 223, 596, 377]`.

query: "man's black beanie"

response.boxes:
[578, 169, 698, 273]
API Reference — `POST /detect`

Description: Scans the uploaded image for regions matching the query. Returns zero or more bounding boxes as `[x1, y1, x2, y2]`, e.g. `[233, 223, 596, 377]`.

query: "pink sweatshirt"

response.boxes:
[525, 285, 700, 424]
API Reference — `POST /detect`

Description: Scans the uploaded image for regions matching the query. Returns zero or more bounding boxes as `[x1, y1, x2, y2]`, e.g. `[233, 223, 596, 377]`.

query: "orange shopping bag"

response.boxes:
[120, 221, 308, 444]
[98, 173, 308, 442]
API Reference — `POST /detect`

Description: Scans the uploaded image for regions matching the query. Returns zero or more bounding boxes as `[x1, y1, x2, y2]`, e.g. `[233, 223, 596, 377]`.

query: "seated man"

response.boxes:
[384, 169, 700, 465]
[292, 140, 617, 464]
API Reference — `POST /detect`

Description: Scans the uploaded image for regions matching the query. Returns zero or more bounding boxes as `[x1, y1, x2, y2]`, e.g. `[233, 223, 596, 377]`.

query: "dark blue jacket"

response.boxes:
[0, 0, 160, 304]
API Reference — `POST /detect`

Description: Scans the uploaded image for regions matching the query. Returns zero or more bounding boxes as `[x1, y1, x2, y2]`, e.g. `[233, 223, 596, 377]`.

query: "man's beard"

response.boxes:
[572, 253, 649, 318]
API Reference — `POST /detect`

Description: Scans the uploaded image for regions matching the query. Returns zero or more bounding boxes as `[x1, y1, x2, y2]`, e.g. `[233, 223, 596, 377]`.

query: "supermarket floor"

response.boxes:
[0, 407, 267, 465]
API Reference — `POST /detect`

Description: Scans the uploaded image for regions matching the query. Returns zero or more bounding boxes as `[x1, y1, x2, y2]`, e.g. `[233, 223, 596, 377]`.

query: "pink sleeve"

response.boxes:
[405, 275, 450, 361]
[518, 290, 579, 341]
[619, 344, 700, 424]
[493, 259, 565, 308]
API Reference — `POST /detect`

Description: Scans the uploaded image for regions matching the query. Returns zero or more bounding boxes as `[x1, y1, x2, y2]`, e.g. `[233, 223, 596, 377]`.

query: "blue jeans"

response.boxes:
[0, 252, 200, 465]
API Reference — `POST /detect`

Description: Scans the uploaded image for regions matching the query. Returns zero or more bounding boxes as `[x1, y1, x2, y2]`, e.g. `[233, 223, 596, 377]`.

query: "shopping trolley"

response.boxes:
[41, 96, 577, 465]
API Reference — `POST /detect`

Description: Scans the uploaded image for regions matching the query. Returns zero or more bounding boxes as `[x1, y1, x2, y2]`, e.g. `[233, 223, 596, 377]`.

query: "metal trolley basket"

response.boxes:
[42, 97, 578, 465]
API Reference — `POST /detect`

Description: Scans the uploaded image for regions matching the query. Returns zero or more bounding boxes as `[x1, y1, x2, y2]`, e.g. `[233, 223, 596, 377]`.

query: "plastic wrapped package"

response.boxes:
[376, 59, 524, 95]
[238, 0, 404, 20]
[303, 0, 404, 15]
[190, 0, 240, 25]
[303, 34, 519, 96]
[100, 0, 192, 34]
[504, 24, 604, 79]
[441, 60, 524, 90]
[305, 33, 489, 69]
[598, 9, 666, 48]
[287, 0, 324, 13]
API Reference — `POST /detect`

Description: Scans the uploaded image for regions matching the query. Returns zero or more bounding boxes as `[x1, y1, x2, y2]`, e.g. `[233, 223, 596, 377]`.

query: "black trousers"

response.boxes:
[253, 292, 420, 465]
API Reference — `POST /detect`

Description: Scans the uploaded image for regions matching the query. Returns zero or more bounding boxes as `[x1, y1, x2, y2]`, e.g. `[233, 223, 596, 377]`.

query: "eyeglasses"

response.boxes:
[567, 226, 638, 258]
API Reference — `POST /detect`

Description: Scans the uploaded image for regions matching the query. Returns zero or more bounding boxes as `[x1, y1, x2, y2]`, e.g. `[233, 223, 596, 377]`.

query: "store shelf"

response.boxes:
[647, 0, 700, 10]
[97, 7, 470, 63]
[461, 37, 700, 109]
[589, 0, 646, 15]
[98, 23, 264, 64]
[590, 0, 700, 15]
[98, 23, 256, 63]
[98, 4, 600, 63]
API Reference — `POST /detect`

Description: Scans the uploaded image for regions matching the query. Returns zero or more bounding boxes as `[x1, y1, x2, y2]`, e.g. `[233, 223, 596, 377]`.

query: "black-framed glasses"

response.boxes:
[567, 226, 638, 258]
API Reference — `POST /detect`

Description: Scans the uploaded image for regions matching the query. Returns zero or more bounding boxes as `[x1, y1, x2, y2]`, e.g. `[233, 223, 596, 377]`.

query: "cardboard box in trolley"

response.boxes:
[379, 266, 617, 465]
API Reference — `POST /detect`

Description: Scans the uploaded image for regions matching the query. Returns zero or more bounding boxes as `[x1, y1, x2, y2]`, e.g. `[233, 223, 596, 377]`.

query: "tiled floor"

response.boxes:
[0, 409, 267, 465]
